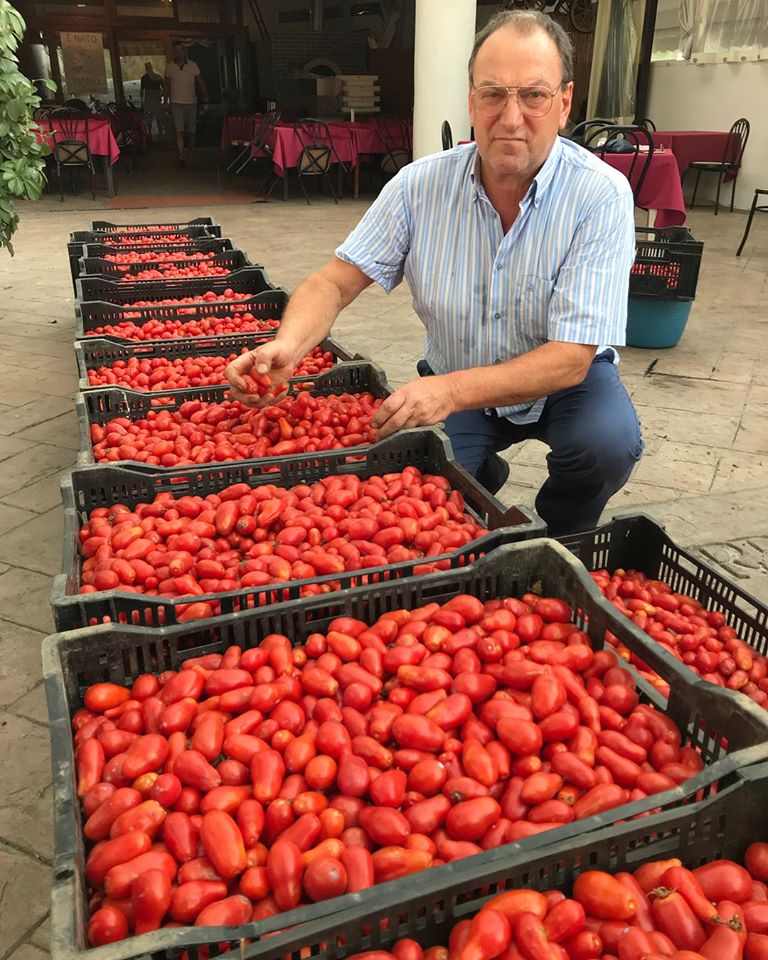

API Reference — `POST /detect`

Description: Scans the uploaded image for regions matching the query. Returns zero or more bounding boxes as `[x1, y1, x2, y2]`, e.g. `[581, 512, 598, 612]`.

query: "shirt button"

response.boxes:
[496, 264, 503, 271]
[494, 312, 502, 320]
[494, 358, 502, 364]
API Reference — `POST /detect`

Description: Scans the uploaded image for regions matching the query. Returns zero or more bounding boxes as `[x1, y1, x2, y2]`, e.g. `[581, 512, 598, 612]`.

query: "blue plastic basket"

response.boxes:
[626, 297, 692, 348]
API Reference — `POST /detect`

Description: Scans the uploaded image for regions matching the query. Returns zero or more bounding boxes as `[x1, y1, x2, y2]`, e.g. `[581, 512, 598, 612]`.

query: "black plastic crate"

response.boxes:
[75, 266, 277, 307]
[560, 512, 768, 657]
[43, 540, 768, 960]
[70, 238, 236, 286]
[78, 249, 252, 281]
[52, 427, 542, 629]
[74, 217, 221, 238]
[75, 334, 362, 392]
[75, 360, 392, 464]
[630, 226, 703, 300]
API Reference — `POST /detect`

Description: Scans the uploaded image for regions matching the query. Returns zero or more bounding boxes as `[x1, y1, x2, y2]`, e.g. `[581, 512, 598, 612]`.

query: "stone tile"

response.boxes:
[0, 568, 55, 634]
[0, 712, 53, 861]
[631, 439, 721, 493]
[0, 445, 74, 501]
[710, 352, 758, 384]
[30, 915, 50, 952]
[31, 375, 79, 401]
[7, 942, 49, 960]
[0, 620, 45, 711]
[501, 461, 550, 490]
[0, 397, 72, 437]
[732, 408, 768, 456]
[0, 436, 37, 463]
[632, 374, 749, 417]
[14, 414, 79, 452]
[0, 507, 64, 577]
[608, 480, 682, 508]
[0, 473, 65, 515]
[711, 450, 768, 493]
[9, 681, 48, 726]
[0, 503, 37, 537]
[497, 480, 537, 512]
[640, 487, 768, 547]
[0, 842, 51, 951]
[633, 404, 739, 449]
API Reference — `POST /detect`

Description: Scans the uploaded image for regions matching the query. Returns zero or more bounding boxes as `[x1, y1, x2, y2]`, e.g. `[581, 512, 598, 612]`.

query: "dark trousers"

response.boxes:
[418, 352, 643, 537]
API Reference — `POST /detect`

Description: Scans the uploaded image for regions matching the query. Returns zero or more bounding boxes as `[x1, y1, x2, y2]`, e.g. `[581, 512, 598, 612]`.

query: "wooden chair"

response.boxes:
[686, 117, 750, 215]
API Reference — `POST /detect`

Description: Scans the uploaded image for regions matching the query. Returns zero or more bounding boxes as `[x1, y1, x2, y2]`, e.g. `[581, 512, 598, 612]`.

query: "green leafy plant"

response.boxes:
[0, 1, 55, 254]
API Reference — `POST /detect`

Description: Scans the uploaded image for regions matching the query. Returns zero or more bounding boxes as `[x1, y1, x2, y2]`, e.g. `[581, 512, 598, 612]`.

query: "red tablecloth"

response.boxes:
[38, 117, 120, 165]
[602, 151, 686, 228]
[654, 130, 733, 176]
[266, 123, 355, 175]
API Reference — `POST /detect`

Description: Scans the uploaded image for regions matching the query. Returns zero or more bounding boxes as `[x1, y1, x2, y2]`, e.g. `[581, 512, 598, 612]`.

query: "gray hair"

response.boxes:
[468, 10, 574, 88]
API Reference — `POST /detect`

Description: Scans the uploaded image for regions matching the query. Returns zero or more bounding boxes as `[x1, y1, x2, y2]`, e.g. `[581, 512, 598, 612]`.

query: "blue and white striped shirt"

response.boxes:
[336, 137, 636, 423]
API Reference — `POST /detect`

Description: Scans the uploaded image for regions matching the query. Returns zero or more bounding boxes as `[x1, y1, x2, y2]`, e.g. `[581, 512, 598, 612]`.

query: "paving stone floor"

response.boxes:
[0, 186, 766, 958]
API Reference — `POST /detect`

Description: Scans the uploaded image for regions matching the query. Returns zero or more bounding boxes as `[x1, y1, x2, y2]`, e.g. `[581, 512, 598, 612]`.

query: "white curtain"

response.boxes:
[685, 0, 768, 61]
[588, 0, 646, 121]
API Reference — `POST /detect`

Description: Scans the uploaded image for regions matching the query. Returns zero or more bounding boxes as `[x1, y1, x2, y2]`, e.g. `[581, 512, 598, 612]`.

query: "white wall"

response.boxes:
[647, 59, 766, 210]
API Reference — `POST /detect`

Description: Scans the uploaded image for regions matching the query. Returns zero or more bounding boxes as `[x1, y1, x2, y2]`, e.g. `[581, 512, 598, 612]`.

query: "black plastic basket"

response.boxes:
[75, 266, 277, 307]
[78, 249, 252, 281]
[74, 217, 221, 238]
[560, 512, 768, 657]
[75, 360, 392, 465]
[630, 226, 703, 300]
[69, 239, 235, 287]
[52, 428, 543, 629]
[43, 540, 768, 960]
[74, 335, 362, 392]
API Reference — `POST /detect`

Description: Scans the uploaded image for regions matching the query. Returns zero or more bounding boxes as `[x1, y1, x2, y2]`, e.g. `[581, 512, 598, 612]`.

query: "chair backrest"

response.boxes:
[441, 120, 453, 151]
[55, 140, 92, 166]
[593, 124, 654, 202]
[377, 117, 411, 174]
[636, 117, 656, 132]
[296, 118, 347, 171]
[294, 121, 333, 175]
[65, 98, 90, 112]
[53, 112, 90, 145]
[251, 109, 280, 149]
[569, 117, 615, 145]
[725, 117, 750, 168]
[33, 106, 53, 120]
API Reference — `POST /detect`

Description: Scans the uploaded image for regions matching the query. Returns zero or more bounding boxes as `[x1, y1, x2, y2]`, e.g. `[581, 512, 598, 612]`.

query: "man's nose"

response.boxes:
[498, 90, 525, 127]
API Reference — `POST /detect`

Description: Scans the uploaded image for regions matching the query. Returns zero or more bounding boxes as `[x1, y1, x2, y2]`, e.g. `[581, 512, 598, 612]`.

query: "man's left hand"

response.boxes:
[371, 375, 457, 440]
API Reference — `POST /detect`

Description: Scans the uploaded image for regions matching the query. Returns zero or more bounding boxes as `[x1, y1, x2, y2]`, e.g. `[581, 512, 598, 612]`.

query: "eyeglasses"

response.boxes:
[471, 83, 560, 119]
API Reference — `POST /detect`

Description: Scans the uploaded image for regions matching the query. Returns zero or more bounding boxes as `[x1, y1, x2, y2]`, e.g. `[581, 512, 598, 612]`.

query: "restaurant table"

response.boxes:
[220, 114, 259, 151]
[37, 117, 119, 197]
[602, 150, 686, 227]
[654, 130, 733, 178]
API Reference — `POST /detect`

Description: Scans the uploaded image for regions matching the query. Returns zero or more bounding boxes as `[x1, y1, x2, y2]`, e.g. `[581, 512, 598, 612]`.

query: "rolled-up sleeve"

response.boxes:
[335, 171, 412, 293]
[546, 183, 636, 347]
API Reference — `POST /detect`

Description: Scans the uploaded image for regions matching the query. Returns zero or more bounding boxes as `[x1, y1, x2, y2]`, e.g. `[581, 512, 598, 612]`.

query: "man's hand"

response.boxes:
[372, 375, 457, 440]
[225, 340, 298, 407]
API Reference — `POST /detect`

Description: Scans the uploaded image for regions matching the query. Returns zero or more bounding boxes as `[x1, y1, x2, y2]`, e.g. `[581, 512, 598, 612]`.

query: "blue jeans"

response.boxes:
[418, 352, 643, 536]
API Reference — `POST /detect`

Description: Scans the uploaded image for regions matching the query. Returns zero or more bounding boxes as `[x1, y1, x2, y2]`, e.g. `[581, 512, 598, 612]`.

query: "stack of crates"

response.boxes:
[627, 226, 704, 348]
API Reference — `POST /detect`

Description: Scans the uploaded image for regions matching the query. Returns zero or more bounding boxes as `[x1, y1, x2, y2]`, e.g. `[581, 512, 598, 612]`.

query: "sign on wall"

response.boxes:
[61, 32, 108, 94]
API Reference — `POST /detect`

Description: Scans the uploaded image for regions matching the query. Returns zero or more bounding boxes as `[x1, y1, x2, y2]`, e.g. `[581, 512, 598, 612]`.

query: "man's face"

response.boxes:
[174, 44, 186, 63]
[469, 26, 573, 185]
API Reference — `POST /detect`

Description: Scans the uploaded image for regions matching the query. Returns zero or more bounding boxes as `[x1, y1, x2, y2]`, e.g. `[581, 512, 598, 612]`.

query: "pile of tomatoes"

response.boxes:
[78, 590, 706, 946]
[351, 845, 768, 960]
[86, 347, 336, 391]
[593, 568, 768, 709]
[84, 313, 280, 342]
[76, 470, 487, 613]
[88, 390, 382, 465]
[119, 259, 232, 282]
[105, 251, 218, 265]
[101, 235, 205, 247]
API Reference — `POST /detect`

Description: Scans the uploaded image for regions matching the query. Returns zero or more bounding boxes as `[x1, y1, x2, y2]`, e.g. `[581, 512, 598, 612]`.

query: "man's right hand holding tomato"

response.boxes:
[225, 340, 298, 407]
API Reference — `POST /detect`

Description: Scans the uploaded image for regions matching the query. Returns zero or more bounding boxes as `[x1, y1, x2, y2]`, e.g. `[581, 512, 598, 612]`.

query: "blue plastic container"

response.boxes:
[626, 297, 693, 348]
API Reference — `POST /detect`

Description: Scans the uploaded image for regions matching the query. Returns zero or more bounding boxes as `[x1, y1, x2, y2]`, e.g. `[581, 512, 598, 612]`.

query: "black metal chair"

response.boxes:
[637, 117, 656, 133]
[288, 119, 340, 205]
[568, 117, 615, 145]
[441, 120, 453, 150]
[686, 117, 750, 215]
[229, 110, 280, 175]
[49, 110, 96, 201]
[107, 103, 142, 173]
[736, 188, 767, 256]
[379, 117, 411, 181]
[64, 98, 91, 112]
[588, 124, 654, 207]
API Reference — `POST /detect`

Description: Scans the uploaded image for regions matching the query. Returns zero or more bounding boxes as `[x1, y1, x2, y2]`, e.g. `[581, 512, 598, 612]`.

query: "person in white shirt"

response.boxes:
[164, 41, 208, 166]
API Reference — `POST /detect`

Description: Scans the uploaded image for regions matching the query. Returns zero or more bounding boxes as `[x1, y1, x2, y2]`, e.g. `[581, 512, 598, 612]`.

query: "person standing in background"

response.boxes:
[164, 41, 208, 167]
[140, 60, 165, 141]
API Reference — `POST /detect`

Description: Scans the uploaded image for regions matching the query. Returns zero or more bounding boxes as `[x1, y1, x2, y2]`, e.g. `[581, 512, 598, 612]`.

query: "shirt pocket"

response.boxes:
[511, 275, 555, 341]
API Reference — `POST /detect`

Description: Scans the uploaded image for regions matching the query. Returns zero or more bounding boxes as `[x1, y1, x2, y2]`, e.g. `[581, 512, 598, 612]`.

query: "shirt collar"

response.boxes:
[469, 135, 563, 208]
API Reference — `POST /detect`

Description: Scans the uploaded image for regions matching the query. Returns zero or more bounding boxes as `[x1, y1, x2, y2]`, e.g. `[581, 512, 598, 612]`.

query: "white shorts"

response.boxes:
[171, 103, 197, 134]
